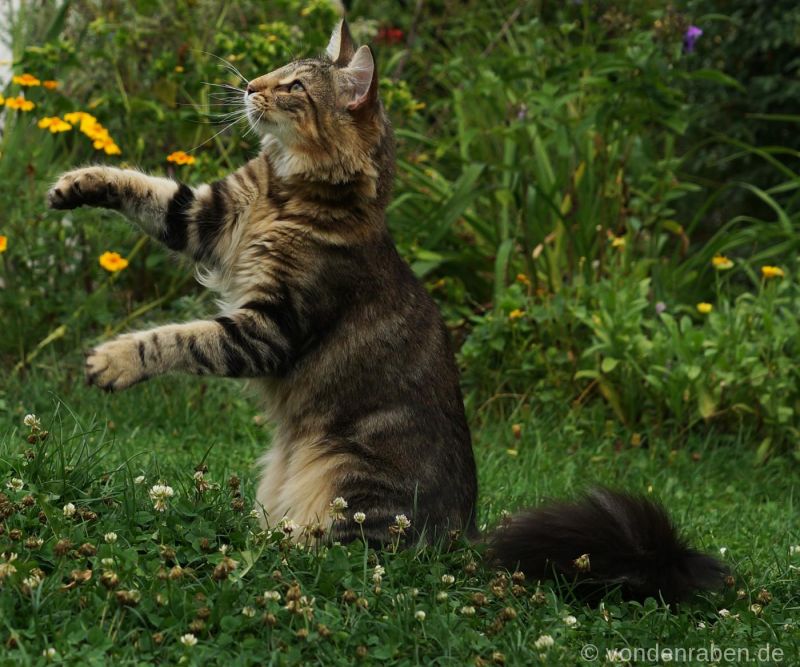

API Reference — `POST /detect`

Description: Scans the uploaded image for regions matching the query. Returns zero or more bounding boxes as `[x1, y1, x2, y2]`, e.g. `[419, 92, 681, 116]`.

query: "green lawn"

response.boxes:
[2, 361, 798, 665]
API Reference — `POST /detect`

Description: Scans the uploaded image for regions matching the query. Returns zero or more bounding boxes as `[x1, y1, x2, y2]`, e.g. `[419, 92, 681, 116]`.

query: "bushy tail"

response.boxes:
[489, 487, 728, 604]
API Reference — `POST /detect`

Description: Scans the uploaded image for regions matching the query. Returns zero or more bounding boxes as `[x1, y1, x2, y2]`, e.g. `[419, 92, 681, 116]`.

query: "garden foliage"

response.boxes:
[1, 0, 799, 455]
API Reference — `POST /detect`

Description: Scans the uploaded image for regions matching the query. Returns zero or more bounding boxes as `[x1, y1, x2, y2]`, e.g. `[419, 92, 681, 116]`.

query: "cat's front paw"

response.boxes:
[85, 336, 148, 392]
[48, 167, 121, 210]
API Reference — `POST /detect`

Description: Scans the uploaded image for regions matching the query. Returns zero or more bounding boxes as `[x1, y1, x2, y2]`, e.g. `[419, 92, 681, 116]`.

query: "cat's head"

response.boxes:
[245, 20, 390, 186]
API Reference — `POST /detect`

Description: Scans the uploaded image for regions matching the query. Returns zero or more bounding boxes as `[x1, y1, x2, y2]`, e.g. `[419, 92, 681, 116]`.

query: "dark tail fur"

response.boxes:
[489, 487, 728, 604]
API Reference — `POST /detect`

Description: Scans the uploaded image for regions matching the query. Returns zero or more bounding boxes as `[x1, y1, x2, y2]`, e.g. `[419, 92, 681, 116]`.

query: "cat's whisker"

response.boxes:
[202, 81, 246, 93]
[196, 51, 249, 84]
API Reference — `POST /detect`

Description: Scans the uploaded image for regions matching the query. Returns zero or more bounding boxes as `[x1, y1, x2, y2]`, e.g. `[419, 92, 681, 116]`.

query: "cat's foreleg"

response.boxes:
[85, 303, 297, 391]
[47, 163, 263, 263]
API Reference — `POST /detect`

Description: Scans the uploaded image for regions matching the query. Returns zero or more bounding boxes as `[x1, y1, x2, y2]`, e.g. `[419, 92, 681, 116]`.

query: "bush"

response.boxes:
[462, 261, 800, 456]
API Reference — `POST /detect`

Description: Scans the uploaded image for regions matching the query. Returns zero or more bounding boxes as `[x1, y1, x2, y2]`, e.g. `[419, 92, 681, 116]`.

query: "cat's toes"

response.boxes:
[85, 338, 147, 392]
[48, 168, 120, 210]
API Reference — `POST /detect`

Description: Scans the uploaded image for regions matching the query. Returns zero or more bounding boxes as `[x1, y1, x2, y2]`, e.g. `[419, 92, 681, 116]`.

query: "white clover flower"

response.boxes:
[134, 475, 146, 485]
[104, 532, 118, 544]
[353, 511, 366, 524]
[329, 496, 348, 521]
[42, 647, 57, 660]
[148, 484, 175, 512]
[460, 605, 476, 616]
[280, 518, 298, 535]
[441, 574, 455, 585]
[6, 478, 23, 492]
[180, 633, 198, 647]
[719, 547, 728, 556]
[414, 610, 426, 622]
[23, 574, 42, 590]
[534, 634, 554, 650]
[62, 502, 76, 518]
[249, 509, 261, 519]
[101, 558, 115, 568]
[374, 565, 385, 578]
[790, 545, 800, 556]
[0, 553, 17, 580]
[219, 544, 230, 556]
[436, 591, 448, 601]
[241, 606, 256, 617]
[564, 615, 578, 627]
[24, 414, 41, 429]
[263, 590, 281, 602]
[718, 608, 731, 618]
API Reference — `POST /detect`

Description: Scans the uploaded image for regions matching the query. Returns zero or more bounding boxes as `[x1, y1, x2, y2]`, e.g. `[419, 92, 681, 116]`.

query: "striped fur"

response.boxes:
[48, 21, 727, 602]
[48, 21, 477, 544]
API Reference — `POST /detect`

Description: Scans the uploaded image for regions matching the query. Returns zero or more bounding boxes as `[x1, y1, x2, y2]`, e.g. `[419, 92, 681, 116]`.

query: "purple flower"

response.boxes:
[683, 25, 703, 54]
[655, 301, 667, 315]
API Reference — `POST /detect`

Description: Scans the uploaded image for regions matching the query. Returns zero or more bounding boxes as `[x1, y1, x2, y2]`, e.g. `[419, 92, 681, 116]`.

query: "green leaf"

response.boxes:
[601, 357, 619, 373]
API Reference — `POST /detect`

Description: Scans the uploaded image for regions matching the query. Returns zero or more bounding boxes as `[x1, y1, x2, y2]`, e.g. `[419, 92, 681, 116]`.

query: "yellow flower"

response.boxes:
[166, 151, 196, 165]
[0, 94, 4, 105]
[42, 80, 59, 90]
[99, 251, 129, 273]
[508, 309, 525, 320]
[38, 116, 72, 133]
[0, 235, 7, 253]
[696, 302, 713, 314]
[516, 273, 531, 287]
[5, 96, 35, 111]
[761, 265, 785, 279]
[13, 73, 41, 87]
[711, 255, 734, 270]
[611, 235, 626, 248]
[64, 111, 95, 126]
[174, 66, 184, 73]
[94, 137, 121, 155]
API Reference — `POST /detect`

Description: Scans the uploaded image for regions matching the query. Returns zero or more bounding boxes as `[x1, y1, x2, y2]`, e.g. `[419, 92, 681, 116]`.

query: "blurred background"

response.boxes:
[1, 0, 799, 461]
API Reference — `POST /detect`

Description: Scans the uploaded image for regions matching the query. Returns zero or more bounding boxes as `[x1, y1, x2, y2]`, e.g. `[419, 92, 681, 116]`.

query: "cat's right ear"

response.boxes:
[326, 19, 356, 66]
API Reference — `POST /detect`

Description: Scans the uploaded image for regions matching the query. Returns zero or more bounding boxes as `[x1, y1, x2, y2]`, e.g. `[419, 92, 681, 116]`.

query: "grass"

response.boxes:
[1, 363, 799, 665]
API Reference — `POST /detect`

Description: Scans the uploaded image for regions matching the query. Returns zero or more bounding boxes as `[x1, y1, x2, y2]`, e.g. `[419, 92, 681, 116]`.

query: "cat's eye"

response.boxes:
[289, 81, 305, 94]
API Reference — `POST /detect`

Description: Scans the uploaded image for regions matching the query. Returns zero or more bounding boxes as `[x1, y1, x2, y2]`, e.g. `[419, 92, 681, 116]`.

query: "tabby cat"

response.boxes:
[48, 20, 726, 603]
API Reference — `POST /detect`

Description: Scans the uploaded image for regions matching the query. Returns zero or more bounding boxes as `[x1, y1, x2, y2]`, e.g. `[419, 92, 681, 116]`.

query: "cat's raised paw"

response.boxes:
[48, 167, 121, 210]
[85, 337, 148, 392]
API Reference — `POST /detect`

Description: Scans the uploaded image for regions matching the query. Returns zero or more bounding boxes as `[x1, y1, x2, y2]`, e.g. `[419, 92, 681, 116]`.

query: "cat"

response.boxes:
[48, 20, 726, 603]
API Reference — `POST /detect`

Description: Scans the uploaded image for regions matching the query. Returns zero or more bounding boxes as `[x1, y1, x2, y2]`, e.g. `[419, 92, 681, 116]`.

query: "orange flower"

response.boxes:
[12, 73, 41, 87]
[5, 96, 35, 111]
[42, 80, 59, 90]
[99, 251, 129, 273]
[0, 235, 7, 253]
[166, 151, 196, 166]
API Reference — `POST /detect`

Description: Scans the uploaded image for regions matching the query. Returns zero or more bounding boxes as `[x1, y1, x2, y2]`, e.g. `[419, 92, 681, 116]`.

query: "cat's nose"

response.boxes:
[246, 84, 256, 96]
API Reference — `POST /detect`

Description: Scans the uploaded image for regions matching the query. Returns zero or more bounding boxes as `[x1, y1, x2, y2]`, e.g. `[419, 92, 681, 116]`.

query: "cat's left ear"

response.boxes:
[326, 19, 356, 65]
[340, 45, 378, 112]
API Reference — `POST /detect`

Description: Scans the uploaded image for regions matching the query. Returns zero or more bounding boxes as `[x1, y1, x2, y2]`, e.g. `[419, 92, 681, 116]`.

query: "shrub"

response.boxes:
[462, 261, 800, 456]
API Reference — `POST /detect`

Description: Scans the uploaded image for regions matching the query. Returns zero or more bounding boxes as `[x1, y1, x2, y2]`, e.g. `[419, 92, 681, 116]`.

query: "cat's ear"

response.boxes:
[340, 45, 378, 112]
[326, 19, 356, 65]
